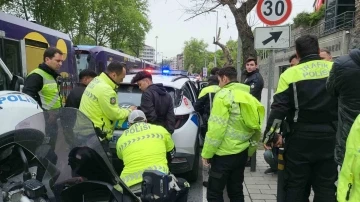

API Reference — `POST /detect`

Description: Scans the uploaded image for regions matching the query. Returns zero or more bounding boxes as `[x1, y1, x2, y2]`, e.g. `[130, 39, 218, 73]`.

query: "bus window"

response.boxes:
[25, 39, 48, 74]
[4, 39, 21, 76]
[76, 52, 90, 75]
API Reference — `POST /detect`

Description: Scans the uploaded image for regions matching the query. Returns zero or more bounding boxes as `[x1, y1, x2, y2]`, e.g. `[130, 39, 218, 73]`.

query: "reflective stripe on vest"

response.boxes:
[275, 60, 333, 122]
[121, 165, 168, 185]
[29, 68, 61, 110]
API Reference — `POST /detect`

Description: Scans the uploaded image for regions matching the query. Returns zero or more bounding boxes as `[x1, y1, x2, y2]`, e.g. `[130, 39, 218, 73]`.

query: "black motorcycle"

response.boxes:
[0, 108, 140, 202]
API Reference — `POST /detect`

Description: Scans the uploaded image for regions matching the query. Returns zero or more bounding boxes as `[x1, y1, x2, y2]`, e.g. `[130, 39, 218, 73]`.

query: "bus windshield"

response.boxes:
[76, 53, 90, 75]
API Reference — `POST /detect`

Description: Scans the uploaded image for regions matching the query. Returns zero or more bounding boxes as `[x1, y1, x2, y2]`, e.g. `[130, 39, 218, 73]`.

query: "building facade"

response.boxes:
[169, 57, 178, 69]
[176, 53, 184, 70]
[139, 45, 155, 63]
[258, 3, 357, 90]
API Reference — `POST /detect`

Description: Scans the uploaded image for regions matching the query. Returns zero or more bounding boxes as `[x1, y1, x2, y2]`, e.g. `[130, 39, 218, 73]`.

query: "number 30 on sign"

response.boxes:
[256, 0, 292, 26]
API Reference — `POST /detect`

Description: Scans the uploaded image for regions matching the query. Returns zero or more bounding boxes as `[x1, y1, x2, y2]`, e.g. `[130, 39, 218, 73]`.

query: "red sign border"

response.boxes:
[256, 0, 293, 26]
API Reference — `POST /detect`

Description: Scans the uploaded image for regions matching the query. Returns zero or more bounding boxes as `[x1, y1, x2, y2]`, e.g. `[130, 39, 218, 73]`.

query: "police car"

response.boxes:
[109, 69, 202, 182]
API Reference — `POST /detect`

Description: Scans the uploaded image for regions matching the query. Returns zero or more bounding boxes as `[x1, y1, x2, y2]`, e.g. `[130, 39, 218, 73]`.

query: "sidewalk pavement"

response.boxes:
[240, 150, 314, 202]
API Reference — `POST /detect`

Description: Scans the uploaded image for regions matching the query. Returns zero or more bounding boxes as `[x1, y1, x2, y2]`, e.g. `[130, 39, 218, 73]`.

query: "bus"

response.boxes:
[0, 11, 76, 78]
[74, 45, 159, 75]
[0, 11, 77, 101]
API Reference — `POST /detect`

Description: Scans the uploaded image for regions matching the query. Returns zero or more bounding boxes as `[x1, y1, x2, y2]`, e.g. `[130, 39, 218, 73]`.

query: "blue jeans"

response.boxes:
[264, 147, 279, 171]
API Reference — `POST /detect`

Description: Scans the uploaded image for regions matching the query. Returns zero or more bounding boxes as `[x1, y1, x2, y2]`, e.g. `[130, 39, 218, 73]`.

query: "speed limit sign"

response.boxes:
[256, 0, 292, 26]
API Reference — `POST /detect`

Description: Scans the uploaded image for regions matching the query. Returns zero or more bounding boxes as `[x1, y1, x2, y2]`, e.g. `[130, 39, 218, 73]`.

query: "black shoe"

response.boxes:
[264, 168, 277, 174]
[203, 181, 208, 187]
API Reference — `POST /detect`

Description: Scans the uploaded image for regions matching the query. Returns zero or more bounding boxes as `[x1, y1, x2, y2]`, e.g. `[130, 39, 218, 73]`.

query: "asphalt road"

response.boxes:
[185, 153, 231, 202]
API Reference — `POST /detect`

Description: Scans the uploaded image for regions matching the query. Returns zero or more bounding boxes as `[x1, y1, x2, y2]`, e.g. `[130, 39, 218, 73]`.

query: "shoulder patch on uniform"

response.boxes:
[110, 97, 116, 105]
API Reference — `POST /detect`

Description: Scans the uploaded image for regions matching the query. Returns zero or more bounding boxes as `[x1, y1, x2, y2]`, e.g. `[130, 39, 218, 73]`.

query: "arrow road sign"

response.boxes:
[254, 25, 290, 50]
[262, 31, 283, 45]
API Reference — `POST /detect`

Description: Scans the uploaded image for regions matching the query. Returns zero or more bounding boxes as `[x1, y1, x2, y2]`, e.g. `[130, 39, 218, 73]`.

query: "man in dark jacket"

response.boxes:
[194, 75, 220, 142]
[131, 71, 175, 134]
[326, 48, 360, 166]
[65, 69, 97, 109]
[242, 57, 264, 101]
[194, 75, 220, 188]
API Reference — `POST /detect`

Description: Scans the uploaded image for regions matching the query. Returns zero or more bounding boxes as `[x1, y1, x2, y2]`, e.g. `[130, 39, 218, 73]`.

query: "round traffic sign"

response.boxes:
[256, 0, 292, 26]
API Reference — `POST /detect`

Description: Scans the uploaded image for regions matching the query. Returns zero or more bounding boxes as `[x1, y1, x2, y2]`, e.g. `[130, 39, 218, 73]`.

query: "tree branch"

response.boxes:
[213, 27, 233, 66]
[184, 2, 221, 22]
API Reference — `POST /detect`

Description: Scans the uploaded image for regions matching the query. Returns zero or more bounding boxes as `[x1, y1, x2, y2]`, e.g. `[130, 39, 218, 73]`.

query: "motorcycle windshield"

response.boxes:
[14, 108, 130, 200]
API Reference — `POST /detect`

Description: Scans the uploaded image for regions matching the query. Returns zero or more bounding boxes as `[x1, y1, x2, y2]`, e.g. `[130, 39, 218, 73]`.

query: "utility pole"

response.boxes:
[236, 35, 242, 82]
[204, 51, 207, 69]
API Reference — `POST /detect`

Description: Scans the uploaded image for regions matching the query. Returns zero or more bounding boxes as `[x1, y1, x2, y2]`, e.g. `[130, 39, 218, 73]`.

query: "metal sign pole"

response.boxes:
[236, 35, 242, 82]
[267, 50, 274, 119]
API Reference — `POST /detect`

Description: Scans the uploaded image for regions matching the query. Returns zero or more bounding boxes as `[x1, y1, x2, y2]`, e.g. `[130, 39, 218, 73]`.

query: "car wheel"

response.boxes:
[185, 139, 199, 182]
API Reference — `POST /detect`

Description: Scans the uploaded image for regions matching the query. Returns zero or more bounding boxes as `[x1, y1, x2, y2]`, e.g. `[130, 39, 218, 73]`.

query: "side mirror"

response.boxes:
[10, 75, 24, 91]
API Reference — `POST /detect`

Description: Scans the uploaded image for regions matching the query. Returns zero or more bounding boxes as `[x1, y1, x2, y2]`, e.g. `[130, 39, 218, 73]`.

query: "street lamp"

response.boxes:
[155, 36, 158, 63]
[211, 10, 218, 67]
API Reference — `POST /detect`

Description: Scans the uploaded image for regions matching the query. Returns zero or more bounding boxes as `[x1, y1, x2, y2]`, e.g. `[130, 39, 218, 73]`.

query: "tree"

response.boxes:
[108, 0, 151, 56]
[213, 27, 233, 66]
[183, 38, 208, 73]
[185, 0, 258, 76]
[0, 0, 151, 56]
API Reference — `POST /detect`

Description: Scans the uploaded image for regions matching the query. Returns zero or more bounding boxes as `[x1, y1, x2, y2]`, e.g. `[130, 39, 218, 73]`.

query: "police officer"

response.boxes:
[116, 110, 189, 201]
[23, 47, 64, 110]
[79, 61, 136, 144]
[202, 66, 264, 202]
[196, 75, 251, 187]
[337, 114, 360, 202]
[263, 35, 338, 202]
[263, 53, 300, 174]
[23, 47, 64, 166]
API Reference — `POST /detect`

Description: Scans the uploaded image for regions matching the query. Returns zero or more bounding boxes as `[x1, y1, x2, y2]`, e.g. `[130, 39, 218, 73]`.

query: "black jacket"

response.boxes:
[326, 49, 360, 165]
[140, 84, 175, 134]
[22, 63, 60, 109]
[242, 69, 264, 101]
[194, 87, 216, 123]
[65, 83, 87, 109]
[264, 55, 338, 143]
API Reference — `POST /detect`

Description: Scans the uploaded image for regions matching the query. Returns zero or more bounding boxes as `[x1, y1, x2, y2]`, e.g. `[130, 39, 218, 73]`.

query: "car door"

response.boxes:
[187, 81, 199, 100]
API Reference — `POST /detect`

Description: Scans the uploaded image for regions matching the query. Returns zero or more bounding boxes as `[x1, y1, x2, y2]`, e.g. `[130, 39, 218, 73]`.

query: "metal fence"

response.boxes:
[292, 11, 355, 44]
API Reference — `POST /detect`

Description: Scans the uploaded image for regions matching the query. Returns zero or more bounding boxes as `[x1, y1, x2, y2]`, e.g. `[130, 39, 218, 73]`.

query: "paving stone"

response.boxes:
[261, 189, 277, 194]
[246, 185, 271, 190]
[248, 188, 261, 194]
[251, 194, 277, 200]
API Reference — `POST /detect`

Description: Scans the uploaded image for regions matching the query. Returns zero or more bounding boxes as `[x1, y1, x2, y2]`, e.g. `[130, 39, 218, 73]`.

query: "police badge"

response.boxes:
[110, 97, 116, 105]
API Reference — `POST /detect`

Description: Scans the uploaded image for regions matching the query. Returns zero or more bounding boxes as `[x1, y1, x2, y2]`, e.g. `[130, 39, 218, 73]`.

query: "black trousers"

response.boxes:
[207, 149, 248, 202]
[284, 129, 337, 202]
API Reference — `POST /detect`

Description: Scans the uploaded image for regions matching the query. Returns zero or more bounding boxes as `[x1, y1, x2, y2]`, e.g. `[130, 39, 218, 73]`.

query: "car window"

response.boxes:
[182, 83, 194, 103]
[188, 81, 199, 97]
[117, 84, 179, 107]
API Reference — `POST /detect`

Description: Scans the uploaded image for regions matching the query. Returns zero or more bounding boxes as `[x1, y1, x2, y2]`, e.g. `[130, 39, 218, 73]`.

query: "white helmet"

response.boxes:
[0, 91, 44, 135]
